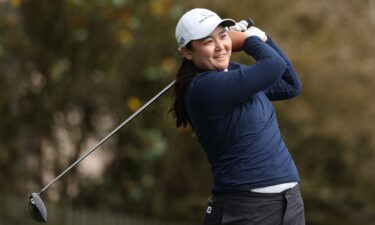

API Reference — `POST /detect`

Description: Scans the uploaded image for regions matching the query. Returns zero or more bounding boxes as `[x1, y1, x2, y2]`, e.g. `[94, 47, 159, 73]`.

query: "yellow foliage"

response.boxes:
[116, 30, 134, 45]
[160, 57, 177, 74]
[9, 0, 22, 7]
[149, 0, 171, 16]
[127, 96, 142, 112]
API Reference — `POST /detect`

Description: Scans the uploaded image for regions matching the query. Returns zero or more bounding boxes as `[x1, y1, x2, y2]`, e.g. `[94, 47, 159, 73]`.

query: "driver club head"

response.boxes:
[28, 193, 47, 223]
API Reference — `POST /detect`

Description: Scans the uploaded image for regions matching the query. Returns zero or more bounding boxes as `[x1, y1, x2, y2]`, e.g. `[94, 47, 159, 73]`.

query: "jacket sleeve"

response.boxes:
[262, 37, 302, 101]
[187, 36, 287, 114]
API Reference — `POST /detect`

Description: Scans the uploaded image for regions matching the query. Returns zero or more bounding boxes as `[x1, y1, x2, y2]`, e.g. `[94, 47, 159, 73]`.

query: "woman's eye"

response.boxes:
[220, 33, 228, 39]
[204, 39, 213, 45]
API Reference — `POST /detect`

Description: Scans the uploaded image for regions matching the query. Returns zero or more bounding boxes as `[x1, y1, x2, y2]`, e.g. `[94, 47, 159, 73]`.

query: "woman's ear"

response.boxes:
[180, 47, 193, 60]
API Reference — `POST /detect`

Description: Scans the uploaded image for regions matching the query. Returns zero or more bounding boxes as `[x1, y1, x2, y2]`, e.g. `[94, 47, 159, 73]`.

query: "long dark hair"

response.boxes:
[169, 43, 201, 128]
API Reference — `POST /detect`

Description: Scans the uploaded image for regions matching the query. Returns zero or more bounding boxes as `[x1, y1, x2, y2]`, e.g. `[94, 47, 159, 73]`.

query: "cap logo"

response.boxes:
[178, 37, 185, 47]
[199, 11, 215, 23]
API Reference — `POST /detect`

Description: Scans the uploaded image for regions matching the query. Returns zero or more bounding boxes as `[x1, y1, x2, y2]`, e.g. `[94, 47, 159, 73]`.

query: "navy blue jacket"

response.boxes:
[185, 36, 302, 193]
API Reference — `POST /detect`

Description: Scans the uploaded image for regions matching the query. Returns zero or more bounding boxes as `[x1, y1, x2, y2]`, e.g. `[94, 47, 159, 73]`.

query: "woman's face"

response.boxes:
[181, 26, 232, 71]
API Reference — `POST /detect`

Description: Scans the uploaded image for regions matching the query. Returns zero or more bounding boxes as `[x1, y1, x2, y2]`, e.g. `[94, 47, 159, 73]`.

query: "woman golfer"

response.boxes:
[170, 8, 305, 225]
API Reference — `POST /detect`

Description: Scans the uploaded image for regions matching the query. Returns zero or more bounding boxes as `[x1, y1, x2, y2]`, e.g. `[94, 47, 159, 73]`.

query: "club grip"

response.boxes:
[245, 18, 255, 28]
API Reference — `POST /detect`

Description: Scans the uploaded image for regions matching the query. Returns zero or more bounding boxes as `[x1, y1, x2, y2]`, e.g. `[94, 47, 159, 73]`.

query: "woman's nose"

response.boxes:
[214, 39, 224, 50]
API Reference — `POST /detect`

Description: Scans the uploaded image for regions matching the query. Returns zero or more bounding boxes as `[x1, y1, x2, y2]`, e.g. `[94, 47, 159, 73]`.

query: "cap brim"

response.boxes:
[220, 19, 236, 27]
[193, 18, 236, 41]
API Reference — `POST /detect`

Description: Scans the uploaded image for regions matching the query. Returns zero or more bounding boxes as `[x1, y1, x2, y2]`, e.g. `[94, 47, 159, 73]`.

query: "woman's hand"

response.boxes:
[244, 27, 268, 42]
[229, 22, 267, 52]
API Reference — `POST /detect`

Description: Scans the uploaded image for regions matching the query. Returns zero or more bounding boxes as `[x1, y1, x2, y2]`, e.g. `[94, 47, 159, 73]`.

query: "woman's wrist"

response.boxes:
[228, 30, 248, 52]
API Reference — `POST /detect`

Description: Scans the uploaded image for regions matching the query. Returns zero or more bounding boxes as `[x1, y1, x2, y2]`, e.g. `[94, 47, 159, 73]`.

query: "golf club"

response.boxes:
[28, 79, 176, 223]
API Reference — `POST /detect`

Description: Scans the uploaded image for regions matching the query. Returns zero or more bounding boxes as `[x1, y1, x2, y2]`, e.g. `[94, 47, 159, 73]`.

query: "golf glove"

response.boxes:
[230, 20, 249, 32]
[244, 26, 267, 42]
[230, 20, 267, 42]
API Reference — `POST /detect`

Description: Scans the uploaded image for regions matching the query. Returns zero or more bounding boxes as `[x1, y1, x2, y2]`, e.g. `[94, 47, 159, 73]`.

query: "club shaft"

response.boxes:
[40, 80, 176, 194]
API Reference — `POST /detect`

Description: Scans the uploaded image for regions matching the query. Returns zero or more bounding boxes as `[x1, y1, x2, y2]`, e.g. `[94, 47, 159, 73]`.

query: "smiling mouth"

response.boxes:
[214, 54, 227, 59]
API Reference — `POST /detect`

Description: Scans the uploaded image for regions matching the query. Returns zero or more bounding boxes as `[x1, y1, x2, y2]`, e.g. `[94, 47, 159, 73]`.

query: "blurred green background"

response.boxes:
[1, 0, 375, 224]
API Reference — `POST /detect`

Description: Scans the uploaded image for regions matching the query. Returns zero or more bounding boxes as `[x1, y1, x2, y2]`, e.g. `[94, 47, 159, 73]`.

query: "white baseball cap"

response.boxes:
[175, 8, 235, 49]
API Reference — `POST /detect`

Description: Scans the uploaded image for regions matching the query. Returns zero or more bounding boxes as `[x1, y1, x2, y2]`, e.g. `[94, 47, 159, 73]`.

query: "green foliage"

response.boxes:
[1, 0, 375, 224]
